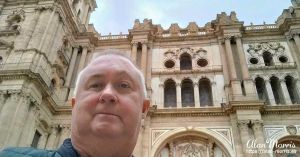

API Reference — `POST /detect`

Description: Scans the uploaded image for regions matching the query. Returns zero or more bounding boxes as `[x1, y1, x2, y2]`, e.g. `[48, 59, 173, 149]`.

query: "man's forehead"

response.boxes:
[84, 54, 139, 77]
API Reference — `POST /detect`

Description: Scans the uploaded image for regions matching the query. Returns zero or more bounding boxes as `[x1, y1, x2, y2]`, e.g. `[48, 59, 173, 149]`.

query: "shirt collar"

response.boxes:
[57, 138, 80, 157]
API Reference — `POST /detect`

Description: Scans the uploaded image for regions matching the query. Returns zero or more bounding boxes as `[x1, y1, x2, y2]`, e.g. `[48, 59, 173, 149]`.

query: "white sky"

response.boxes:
[90, 0, 292, 35]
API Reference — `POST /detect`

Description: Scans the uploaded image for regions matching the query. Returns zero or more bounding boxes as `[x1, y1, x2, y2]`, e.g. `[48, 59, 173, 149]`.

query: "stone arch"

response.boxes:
[181, 79, 194, 107]
[270, 76, 284, 104]
[151, 128, 234, 157]
[180, 53, 192, 70]
[262, 51, 274, 66]
[164, 79, 177, 108]
[255, 76, 269, 104]
[285, 75, 299, 104]
[198, 78, 213, 106]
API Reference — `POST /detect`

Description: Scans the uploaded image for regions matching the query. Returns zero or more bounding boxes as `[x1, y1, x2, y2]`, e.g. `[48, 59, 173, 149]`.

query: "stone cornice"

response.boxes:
[148, 107, 227, 117]
[261, 105, 300, 114]
[223, 100, 265, 113]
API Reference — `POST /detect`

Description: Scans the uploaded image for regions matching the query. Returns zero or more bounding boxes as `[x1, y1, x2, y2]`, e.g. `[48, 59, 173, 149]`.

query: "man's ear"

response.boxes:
[142, 99, 150, 113]
[71, 97, 76, 108]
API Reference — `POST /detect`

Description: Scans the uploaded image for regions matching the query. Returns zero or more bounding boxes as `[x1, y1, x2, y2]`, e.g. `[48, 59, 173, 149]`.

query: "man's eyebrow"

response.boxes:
[115, 71, 135, 82]
[84, 74, 104, 83]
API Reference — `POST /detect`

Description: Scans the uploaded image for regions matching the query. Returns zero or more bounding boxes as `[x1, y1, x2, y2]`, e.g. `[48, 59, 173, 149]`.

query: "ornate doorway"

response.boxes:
[157, 135, 228, 157]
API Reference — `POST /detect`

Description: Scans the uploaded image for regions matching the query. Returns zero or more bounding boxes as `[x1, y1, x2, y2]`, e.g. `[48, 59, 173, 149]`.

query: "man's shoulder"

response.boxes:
[0, 147, 61, 157]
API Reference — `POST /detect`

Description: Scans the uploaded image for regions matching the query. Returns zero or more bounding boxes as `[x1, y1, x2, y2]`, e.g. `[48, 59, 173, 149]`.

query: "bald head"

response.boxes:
[74, 50, 147, 98]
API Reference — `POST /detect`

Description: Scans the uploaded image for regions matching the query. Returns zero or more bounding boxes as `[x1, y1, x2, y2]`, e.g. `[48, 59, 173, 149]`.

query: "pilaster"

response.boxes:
[6, 94, 31, 147]
[77, 46, 88, 73]
[65, 47, 79, 87]
[193, 83, 200, 107]
[58, 125, 70, 146]
[176, 83, 182, 108]
[0, 93, 20, 148]
[280, 79, 292, 104]
[252, 120, 267, 157]
[265, 80, 276, 105]
[158, 83, 164, 108]
[45, 126, 59, 149]
[237, 120, 250, 157]
[131, 42, 138, 64]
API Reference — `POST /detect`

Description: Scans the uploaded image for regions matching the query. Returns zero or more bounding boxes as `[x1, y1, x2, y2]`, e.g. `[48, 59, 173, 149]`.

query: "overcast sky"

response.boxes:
[90, 0, 292, 35]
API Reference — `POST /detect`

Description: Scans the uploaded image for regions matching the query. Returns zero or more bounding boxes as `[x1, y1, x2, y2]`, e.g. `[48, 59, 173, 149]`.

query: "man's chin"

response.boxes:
[91, 124, 124, 138]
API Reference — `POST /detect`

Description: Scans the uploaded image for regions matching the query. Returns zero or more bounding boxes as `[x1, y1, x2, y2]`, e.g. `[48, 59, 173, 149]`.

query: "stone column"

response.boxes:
[252, 120, 267, 157]
[280, 79, 292, 104]
[224, 37, 238, 79]
[77, 46, 88, 73]
[6, 94, 31, 146]
[38, 133, 48, 149]
[46, 126, 59, 149]
[211, 81, 217, 106]
[0, 93, 20, 148]
[28, 9, 52, 49]
[224, 36, 242, 99]
[237, 120, 250, 157]
[295, 79, 300, 103]
[82, 4, 90, 24]
[235, 36, 249, 79]
[0, 93, 6, 114]
[141, 42, 148, 77]
[169, 142, 174, 157]
[208, 141, 214, 157]
[41, 11, 60, 54]
[193, 83, 200, 108]
[18, 105, 39, 147]
[218, 41, 230, 102]
[65, 47, 79, 87]
[15, 8, 41, 49]
[58, 126, 70, 145]
[158, 83, 164, 108]
[131, 42, 138, 64]
[38, 8, 57, 51]
[146, 45, 152, 96]
[176, 83, 182, 108]
[292, 34, 300, 55]
[265, 80, 276, 105]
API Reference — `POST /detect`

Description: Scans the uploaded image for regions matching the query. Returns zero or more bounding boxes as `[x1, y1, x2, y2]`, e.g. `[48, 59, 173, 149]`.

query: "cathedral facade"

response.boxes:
[0, 0, 300, 157]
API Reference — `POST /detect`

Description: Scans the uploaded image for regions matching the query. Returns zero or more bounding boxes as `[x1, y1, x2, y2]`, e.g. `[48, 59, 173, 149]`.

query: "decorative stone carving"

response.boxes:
[286, 125, 297, 135]
[6, 9, 25, 31]
[247, 42, 285, 57]
[156, 24, 164, 36]
[208, 128, 233, 147]
[214, 11, 239, 25]
[169, 23, 181, 36]
[187, 22, 199, 34]
[133, 18, 153, 30]
[264, 127, 285, 140]
[292, 0, 300, 7]
[151, 129, 172, 146]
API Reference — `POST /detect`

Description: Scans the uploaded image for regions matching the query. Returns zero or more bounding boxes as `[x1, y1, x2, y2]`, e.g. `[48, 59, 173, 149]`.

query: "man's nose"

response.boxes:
[98, 84, 117, 104]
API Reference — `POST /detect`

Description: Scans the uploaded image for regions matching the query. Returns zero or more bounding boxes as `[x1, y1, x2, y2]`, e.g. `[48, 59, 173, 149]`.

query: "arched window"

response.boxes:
[77, 9, 81, 18]
[285, 76, 299, 104]
[262, 51, 274, 66]
[199, 78, 213, 106]
[180, 53, 192, 70]
[270, 76, 284, 104]
[181, 79, 194, 107]
[164, 79, 176, 107]
[255, 77, 269, 104]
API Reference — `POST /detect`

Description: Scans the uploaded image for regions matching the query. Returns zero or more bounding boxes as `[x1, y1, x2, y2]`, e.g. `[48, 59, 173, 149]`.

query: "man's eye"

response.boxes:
[119, 82, 130, 88]
[89, 83, 101, 89]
